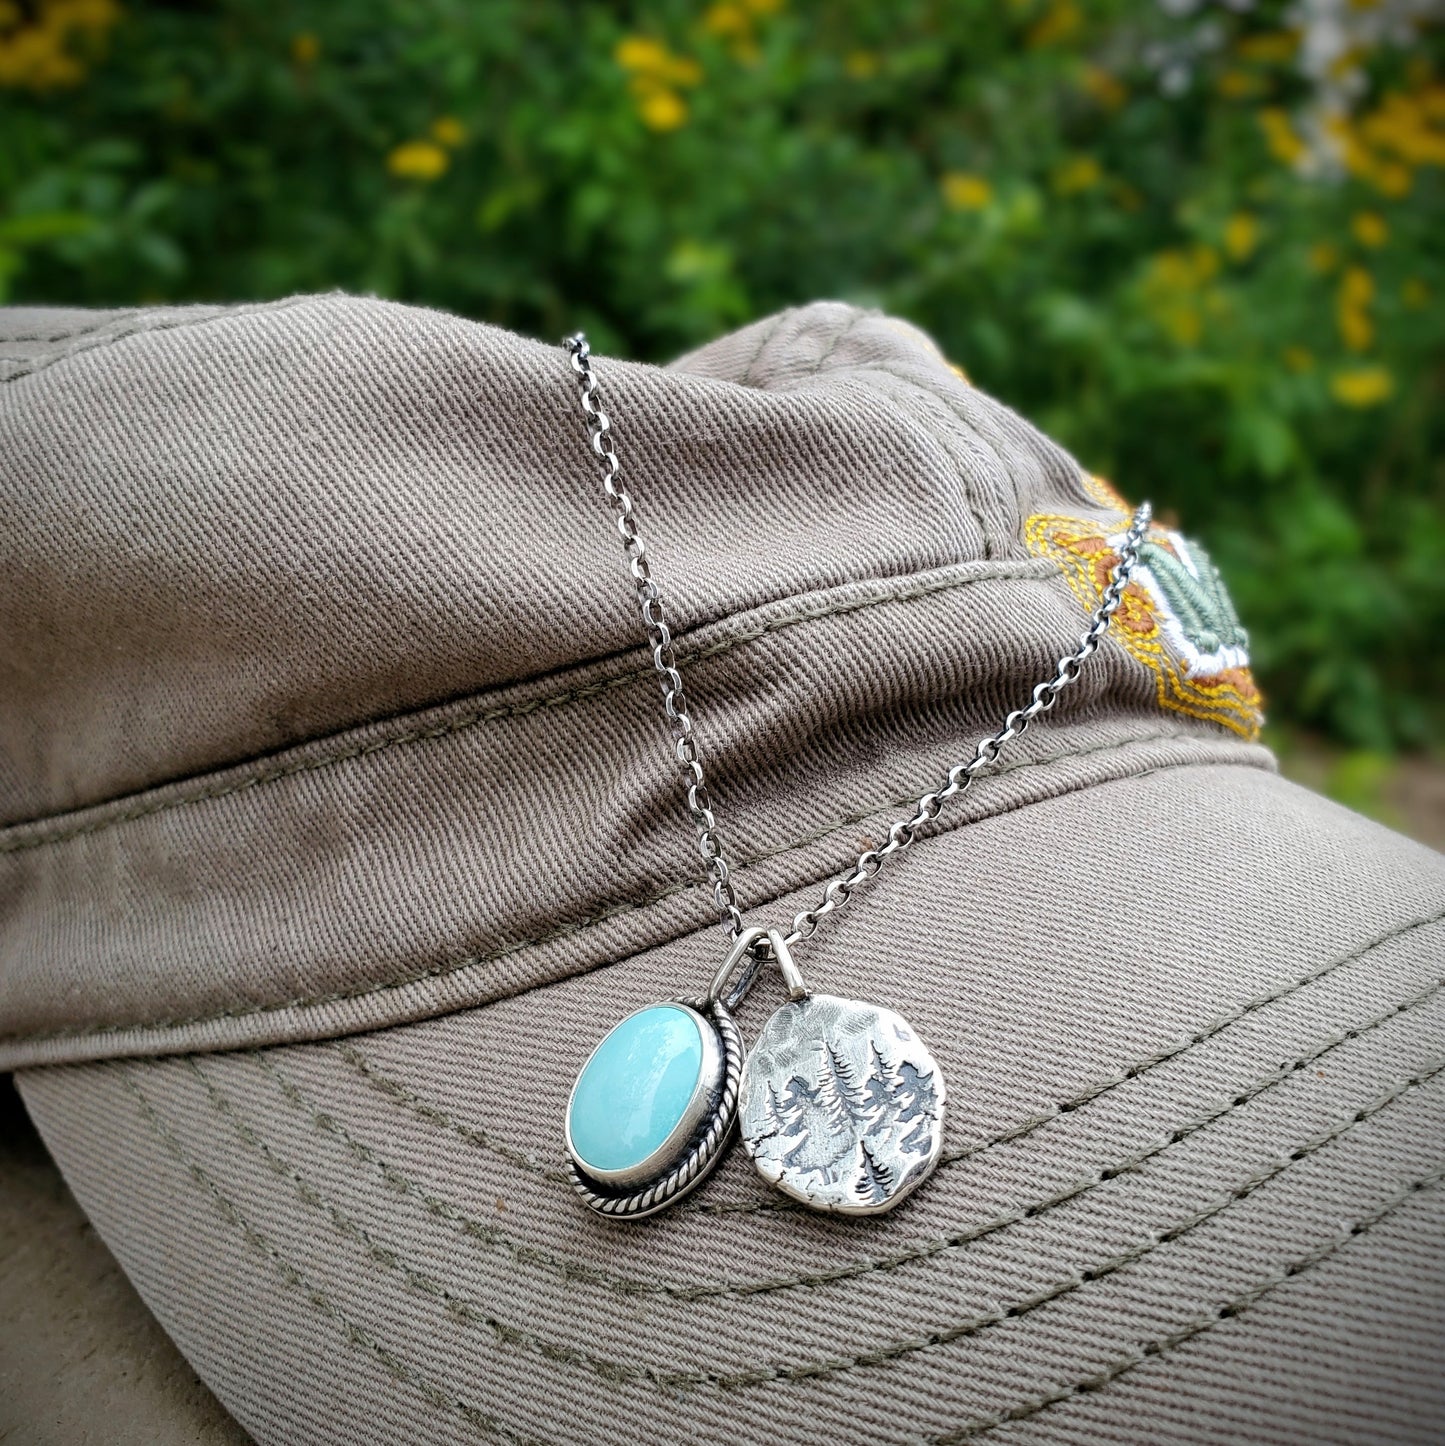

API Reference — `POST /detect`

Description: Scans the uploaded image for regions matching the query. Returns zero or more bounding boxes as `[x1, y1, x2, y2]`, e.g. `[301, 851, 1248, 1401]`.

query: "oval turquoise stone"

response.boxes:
[568, 1004, 704, 1176]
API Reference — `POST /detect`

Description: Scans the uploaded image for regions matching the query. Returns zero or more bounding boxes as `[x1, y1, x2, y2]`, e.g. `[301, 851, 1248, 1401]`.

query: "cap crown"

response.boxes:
[0, 297, 1266, 1065]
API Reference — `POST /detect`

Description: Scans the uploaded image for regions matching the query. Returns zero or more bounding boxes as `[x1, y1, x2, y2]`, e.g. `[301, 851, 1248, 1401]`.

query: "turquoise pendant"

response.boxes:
[564, 999, 741, 1218]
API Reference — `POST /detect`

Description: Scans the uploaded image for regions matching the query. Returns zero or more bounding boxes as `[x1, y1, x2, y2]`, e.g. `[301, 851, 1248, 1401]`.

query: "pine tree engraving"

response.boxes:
[816, 1040, 866, 1138]
[855, 1139, 894, 1205]
[894, 1059, 937, 1125]
[741, 995, 944, 1208]
[778, 1075, 833, 1177]
[900, 1111, 934, 1158]
[756, 1079, 793, 1143]
[858, 1041, 898, 1127]
[780, 1074, 818, 1125]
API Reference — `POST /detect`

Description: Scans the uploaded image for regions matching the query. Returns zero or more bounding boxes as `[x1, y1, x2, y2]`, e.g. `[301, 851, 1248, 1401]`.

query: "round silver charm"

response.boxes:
[739, 993, 946, 1215]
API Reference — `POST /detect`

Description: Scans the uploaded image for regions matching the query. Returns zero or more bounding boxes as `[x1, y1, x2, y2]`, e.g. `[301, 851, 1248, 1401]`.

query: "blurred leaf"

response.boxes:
[132, 230, 185, 277]
[1324, 750, 1401, 828]
[0, 212, 96, 246]
[1228, 407, 1297, 479]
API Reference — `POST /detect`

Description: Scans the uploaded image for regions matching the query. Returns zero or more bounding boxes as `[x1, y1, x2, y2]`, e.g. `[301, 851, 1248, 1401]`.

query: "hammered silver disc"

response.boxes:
[738, 993, 945, 1215]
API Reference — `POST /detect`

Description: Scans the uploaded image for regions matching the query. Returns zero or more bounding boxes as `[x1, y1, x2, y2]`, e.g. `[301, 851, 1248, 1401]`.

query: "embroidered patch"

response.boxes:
[1026, 477, 1264, 740]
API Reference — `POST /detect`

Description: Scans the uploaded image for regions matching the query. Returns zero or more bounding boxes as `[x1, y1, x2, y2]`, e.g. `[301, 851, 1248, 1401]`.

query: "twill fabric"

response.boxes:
[0, 297, 1441, 1445]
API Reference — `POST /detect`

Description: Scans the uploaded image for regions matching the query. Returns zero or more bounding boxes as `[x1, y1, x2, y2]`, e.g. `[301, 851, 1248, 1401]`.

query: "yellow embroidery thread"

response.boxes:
[1027, 485, 1264, 741]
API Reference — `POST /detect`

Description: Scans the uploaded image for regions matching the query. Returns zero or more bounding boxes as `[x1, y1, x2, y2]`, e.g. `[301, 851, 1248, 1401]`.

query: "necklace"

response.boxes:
[558, 333, 1151, 1220]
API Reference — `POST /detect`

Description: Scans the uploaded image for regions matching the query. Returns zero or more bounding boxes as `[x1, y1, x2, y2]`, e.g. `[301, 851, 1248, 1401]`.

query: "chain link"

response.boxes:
[565, 333, 745, 937]
[563, 332, 1151, 952]
[781, 499, 1151, 946]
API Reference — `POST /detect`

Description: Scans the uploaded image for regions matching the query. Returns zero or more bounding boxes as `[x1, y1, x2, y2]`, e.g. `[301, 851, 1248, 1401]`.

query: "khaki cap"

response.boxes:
[1, 297, 1441, 1443]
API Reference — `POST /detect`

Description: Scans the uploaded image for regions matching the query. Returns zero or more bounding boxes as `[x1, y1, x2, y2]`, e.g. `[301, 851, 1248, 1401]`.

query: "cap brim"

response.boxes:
[19, 764, 1445, 1445]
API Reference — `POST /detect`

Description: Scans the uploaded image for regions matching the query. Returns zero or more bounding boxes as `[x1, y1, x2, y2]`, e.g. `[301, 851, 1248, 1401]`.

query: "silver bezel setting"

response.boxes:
[565, 997, 742, 1220]
[565, 1002, 721, 1188]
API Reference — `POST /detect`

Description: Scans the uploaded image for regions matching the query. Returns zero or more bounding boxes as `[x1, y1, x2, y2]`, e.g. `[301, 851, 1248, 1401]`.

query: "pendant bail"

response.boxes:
[709, 925, 810, 1009]
[709, 925, 770, 1011]
[766, 929, 809, 1001]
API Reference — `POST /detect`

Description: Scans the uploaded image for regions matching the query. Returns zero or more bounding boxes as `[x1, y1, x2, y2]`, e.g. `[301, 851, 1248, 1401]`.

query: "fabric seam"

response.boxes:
[2, 299, 1096, 852]
[267, 966, 1445, 1298]
[113, 1070, 535, 1445]
[855, 363, 1002, 558]
[0, 742, 1258, 1049]
[2, 300, 1042, 849]
[329, 907, 1445, 1226]
[115, 1050, 1441, 1441]
[733, 312, 790, 388]
[685, 305, 996, 553]
[418, 1066, 1445, 1389]
[0, 559, 1060, 852]
[132, 1046, 1442, 1394]
[0, 294, 329, 385]
[929, 1165, 1442, 1441]
[0, 309, 145, 347]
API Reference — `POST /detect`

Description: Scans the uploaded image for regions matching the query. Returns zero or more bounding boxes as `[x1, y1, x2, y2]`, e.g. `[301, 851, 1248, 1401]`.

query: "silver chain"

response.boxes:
[566, 333, 745, 937]
[564, 332, 1151, 953]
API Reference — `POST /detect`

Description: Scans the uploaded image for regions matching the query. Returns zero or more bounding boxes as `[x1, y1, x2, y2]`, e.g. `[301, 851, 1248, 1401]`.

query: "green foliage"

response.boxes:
[1323, 748, 1402, 827]
[2, 0, 1442, 747]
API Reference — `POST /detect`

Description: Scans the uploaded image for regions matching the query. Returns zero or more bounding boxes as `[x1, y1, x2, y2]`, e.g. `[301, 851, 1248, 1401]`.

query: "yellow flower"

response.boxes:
[845, 49, 878, 79]
[1142, 246, 1220, 347]
[0, 27, 72, 90]
[1223, 211, 1259, 262]
[1282, 346, 1314, 373]
[941, 171, 993, 211]
[1080, 64, 1125, 111]
[1027, 0, 1080, 48]
[290, 32, 320, 66]
[1327, 98, 1430, 197]
[1361, 86, 1445, 167]
[1340, 265, 1373, 308]
[0, 0, 120, 90]
[1336, 266, 1375, 352]
[1217, 68, 1260, 100]
[701, 0, 775, 58]
[1259, 107, 1305, 166]
[1307, 242, 1339, 274]
[615, 33, 701, 126]
[1373, 161, 1413, 197]
[1237, 31, 1299, 64]
[1329, 366, 1393, 408]
[614, 35, 672, 72]
[431, 116, 465, 147]
[702, 2, 748, 37]
[615, 32, 701, 127]
[387, 140, 449, 182]
[1147, 247, 1219, 289]
[637, 86, 687, 131]
[1401, 277, 1430, 310]
[1052, 155, 1102, 196]
[1350, 211, 1386, 248]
